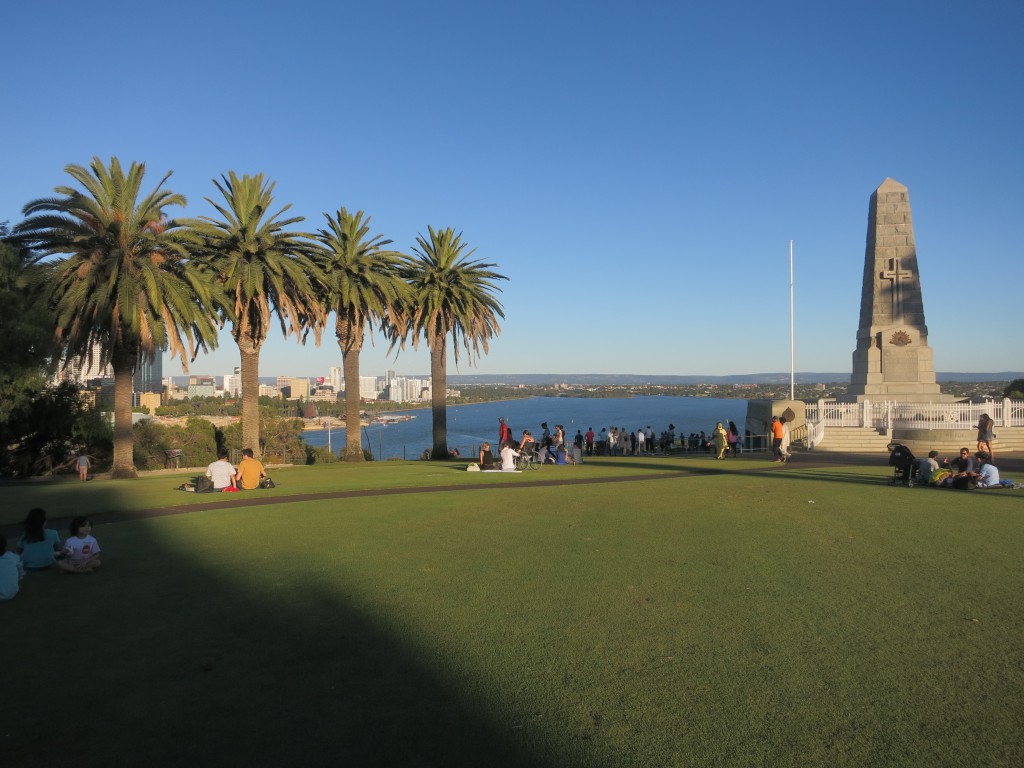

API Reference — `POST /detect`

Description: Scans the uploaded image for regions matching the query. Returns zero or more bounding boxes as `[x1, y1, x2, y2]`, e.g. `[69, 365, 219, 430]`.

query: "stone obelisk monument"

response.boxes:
[848, 178, 951, 402]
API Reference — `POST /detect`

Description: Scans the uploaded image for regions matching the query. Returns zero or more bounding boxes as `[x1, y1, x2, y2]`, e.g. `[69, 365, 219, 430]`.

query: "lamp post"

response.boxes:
[789, 239, 795, 401]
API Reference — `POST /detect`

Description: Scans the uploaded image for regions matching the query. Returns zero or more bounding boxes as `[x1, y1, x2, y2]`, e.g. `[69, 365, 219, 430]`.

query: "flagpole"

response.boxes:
[789, 239, 795, 401]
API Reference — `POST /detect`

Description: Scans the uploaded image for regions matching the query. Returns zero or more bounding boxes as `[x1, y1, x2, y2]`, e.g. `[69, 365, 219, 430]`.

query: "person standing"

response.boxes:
[977, 413, 995, 461]
[498, 418, 512, 446]
[727, 421, 740, 457]
[712, 422, 728, 459]
[636, 428, 645, 455]
[77, 451, 91, 481]
[585, 427, 595, 456]
[770, 417, 785, 462]
[780, 417, 792, 462]
[574, 430, 584, 453]
[645, 426, 654, 454]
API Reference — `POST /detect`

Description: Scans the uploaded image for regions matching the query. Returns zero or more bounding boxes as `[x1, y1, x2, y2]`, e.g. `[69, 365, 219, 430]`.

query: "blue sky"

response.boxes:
[3, 0, 1021, 379]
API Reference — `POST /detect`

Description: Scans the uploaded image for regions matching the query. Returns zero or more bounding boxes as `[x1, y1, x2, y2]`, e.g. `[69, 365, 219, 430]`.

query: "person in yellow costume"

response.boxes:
[712, 422, 729, 460]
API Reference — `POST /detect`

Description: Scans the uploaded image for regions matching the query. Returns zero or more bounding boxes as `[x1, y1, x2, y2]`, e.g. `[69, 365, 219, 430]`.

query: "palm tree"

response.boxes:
[315, 208, 411, 461]
[14, 156, 220, 478]
[184, 172, 324, 458]
[403, 226, 507, 460]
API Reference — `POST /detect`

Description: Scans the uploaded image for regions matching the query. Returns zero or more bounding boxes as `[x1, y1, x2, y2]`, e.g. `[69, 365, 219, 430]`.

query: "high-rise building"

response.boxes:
[133, 353, 163, 394]
[279, 377, 310, 401]
[59, 340, 112, 385]
[329, 366, 342, 392]
[188, 376, 216, 398]
[223, 367, 241, 398]
[359, 376, 379, 400]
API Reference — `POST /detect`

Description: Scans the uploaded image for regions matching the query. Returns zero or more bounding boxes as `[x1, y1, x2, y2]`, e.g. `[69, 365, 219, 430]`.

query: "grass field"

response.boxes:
[2, 456, 1022, 767]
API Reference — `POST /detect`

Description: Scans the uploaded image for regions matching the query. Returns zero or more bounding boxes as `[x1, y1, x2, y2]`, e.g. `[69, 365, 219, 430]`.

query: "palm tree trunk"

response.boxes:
[341, 348, 363, 463]
[429, 343, 448, 460]
[110, 347, 138, 479]
[336, 316, 365, 462]
[239, 340, 262, 459]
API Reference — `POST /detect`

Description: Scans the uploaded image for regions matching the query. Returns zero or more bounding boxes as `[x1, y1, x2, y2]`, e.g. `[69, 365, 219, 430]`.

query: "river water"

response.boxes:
[303, 395, 748, 460]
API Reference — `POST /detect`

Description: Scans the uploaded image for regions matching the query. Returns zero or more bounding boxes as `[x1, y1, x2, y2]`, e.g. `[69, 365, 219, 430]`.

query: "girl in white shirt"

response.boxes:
[57, 517, 102, 574]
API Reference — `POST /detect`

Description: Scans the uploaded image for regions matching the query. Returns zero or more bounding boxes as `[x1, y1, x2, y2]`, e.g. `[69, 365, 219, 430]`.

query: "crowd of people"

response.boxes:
[1, 508, 102, 600]
[476, 418, 755, 470]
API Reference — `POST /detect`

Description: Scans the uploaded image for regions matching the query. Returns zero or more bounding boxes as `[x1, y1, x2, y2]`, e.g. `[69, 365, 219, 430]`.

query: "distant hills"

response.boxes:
[445, 372, 1022, 385]
[173, 372, 1022, 386]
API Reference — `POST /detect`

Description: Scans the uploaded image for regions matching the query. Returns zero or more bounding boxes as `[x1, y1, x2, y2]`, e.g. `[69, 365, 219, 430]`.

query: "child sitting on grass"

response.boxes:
[57, 517, 102, 574]
[17, 507, 64, 570]
[0, 533, 26, 600]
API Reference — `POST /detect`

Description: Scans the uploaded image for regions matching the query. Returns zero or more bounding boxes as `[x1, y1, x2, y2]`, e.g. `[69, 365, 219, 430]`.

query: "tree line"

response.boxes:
[4, 156, 508, 478]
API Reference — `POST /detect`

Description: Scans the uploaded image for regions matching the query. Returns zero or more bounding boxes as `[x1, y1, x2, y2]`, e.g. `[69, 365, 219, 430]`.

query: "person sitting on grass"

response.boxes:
[235, 448, 267, 490]
[916, 450, 940, 480]
[17, 508, 63, 570]
[548, 445, 569, 465]
[499, 440, 521, 471]
[479, 442, 495, 470]
[974, 453, 1001, 488]
[57, 517, 101, 574]
[0, 533, 25, 600]
[949, 447, 977, 489]
[206, 449, 236, 490]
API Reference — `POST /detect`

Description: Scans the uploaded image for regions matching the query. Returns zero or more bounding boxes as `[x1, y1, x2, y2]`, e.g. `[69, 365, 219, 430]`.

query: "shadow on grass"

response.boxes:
[3, 484, 603, 768]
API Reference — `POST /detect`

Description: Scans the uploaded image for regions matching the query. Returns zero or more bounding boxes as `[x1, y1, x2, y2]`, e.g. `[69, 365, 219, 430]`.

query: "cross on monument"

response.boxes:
[880, 257, 912, 319]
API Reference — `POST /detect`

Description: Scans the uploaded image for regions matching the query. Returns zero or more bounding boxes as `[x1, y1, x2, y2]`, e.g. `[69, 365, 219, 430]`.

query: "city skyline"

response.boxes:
[3, 2, 1021, 378]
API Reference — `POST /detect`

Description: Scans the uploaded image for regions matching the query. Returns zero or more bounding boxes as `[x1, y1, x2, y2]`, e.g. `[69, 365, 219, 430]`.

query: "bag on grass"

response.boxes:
[194, 476, 214, 493]
[260, 477, 276, 489]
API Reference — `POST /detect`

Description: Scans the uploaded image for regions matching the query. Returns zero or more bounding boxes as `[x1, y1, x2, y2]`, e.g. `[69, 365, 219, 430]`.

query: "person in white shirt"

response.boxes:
[499, 441, 521, 471]
[57, 517, 102, 574]
[206, 449, 236, 489]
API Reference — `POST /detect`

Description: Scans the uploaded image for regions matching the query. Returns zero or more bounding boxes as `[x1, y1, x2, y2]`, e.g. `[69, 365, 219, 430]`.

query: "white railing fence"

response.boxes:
[805, 398, 1024, 430]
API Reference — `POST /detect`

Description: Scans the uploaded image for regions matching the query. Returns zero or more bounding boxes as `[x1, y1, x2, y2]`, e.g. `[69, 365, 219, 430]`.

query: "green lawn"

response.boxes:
[3, 457, 1022, 767]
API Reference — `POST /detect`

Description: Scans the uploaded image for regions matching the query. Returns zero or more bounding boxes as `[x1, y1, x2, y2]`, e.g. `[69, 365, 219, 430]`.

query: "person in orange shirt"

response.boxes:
[771, 417, 786, 462]
[235, 448, 268, 490]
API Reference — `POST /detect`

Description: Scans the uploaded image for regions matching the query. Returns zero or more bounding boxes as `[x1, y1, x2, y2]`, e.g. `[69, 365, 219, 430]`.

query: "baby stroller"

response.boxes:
[887, 442, 917, 486]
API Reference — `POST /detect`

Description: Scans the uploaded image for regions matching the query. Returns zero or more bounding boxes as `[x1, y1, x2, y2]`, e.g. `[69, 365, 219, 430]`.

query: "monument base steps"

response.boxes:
[805, 426, 1021, 456]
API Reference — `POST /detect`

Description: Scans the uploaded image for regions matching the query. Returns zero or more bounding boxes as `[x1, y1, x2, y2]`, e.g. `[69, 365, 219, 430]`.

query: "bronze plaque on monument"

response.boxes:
[882, 348, 919, 382]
